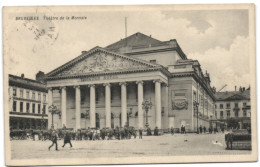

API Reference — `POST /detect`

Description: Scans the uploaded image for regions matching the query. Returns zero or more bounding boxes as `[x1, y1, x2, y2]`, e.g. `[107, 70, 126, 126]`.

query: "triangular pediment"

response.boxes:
[47, 47, 159, 78]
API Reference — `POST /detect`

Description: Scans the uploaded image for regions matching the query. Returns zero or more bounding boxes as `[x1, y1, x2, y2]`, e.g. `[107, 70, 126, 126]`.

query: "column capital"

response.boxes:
[103, 83, 111, 87]
[153, 79, 163, 83]
[119, 82, 127, 86]
[74, 85, 80, 89]
[47, 87, 53, 91]
[88, 84, 95, 88]
[136, 80, 144, 85]
[60, 86, 66, 90]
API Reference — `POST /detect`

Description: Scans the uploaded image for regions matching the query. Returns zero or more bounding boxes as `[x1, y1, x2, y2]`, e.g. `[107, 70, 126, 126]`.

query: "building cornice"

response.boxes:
[46, 66, 170, 81]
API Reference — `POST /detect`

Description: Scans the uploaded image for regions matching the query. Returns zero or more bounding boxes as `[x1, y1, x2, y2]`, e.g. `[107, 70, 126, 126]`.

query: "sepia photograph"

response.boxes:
[3, 4, 257, 166]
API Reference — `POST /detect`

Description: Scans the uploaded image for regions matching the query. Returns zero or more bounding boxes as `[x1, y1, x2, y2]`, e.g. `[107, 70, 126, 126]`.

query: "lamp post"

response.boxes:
[40, 113, 46, 130]
[193, 101, 199, 134]
[48, 104, 59, 129]
[142, 99, 152, 128]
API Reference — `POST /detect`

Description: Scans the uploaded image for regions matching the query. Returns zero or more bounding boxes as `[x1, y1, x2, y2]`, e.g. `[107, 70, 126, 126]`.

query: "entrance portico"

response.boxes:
[46, 47, 169, 130]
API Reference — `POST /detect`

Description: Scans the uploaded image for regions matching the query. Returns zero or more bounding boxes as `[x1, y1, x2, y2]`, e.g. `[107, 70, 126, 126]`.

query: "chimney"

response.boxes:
[235, 86, 237, 91]
[21, 73, 24, 79]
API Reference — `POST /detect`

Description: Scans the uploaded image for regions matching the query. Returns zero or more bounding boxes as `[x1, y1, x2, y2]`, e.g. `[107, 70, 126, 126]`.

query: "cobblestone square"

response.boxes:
[11, 133, 251, 159]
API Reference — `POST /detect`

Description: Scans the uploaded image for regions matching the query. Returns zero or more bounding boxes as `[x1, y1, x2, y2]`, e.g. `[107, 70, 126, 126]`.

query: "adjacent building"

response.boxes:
[45, 32, 216, 132]
[8, 73, 48, 130]
[214, 87, 251, 129]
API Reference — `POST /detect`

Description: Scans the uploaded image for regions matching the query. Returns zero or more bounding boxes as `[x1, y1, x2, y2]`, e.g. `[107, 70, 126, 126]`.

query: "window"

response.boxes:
[215, 111, 217, 119]
[38, 93, 41, 101]
[235, 111, 239, 117]
[193, 92, 197, 102]
[26, 103, 30, 113]
[20, 89, 23, 98]
[220, 111, 223, 117]
[243, 110, 247, 117]
[226, 103, 230, 108]
[220, 111, 223, 119]
[43, 94, 46, 102]
[20, 102, 23, 112]
[38, 104, 41, 114]
[43, 105, 46, 114]
[32, 103, 35, 113]
[215, 104, 217, 109]
[26, 91, 29, 99]
[235, 103, 238, 108]
[220, 104, 223, 109]
[13, 88, 17, 97]
[32, 92, 35, 100]
[243, 102, 247, 106]
[13, 101, 17, 112]
[227, 110, 230, 117]
[150, 60, 156, 64]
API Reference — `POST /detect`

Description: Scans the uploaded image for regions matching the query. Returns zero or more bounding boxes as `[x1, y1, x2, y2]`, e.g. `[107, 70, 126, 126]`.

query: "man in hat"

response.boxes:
[139, 128, 143, 139]
[49, 130, 58, 151]
[62, 132, 72, 148]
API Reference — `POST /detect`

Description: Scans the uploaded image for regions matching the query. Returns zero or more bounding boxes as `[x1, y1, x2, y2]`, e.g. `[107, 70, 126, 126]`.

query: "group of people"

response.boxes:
[48, 126, 145, 151]
[200, 125, 222, 134]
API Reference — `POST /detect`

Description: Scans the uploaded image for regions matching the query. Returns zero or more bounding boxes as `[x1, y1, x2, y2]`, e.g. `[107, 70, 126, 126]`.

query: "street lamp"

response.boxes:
[142, 99, 152, 128]
[40, 112, 46, 130]
[193, 101, 199, 134]
[48, 104, 59, 129]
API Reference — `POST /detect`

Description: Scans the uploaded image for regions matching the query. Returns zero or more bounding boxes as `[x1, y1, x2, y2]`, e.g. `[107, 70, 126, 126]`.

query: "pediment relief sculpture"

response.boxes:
[55, 52, 149, 77]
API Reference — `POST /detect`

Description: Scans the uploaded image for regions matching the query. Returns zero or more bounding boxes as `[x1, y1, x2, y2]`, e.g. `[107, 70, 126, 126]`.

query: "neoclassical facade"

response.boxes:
[46, 32, 216, 132]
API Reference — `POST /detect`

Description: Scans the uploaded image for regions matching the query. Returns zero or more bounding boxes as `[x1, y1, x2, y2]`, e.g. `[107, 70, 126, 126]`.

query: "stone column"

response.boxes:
[104, 83, 111, 128]
[119, 82, 127, 127]
[136, 81, 144, 129]
[47, 88, 53, 129]
[89, 84, 96, 128]
[61, 87, 67, 127]
[75, 86, 81, 130]
[154, 80, 162, 129]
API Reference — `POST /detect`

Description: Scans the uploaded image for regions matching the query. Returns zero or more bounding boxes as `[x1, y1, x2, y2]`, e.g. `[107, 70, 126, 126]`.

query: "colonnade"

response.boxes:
[48, 79, 163, 130]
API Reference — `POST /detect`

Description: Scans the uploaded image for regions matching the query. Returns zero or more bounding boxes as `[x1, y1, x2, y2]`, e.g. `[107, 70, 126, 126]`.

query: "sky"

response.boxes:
[4, 6, 250, 91]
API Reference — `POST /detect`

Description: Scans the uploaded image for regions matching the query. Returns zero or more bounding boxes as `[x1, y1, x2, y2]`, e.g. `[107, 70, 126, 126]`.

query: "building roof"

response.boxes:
[215, 89, 250, 101]
[9, 74, 47, 92]
[105, 32, 162, 51]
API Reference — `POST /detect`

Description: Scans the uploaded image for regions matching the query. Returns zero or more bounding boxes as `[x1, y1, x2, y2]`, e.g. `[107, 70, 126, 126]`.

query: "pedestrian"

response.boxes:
[62, 132, 72, 148]
[203, 126, 206, 133]
[49, 131, 59, 151]
[181, 125, 184, 134]
[139, 128, 142, 139]
[170, 127, 174, 135]
[183, 126, 186, 134]
[199, 125, 203, 134]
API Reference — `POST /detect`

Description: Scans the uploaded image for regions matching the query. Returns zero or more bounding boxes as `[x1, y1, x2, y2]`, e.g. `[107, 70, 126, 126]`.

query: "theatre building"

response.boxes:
[8, 73, 48, 130]
[46, 32, 216, 132]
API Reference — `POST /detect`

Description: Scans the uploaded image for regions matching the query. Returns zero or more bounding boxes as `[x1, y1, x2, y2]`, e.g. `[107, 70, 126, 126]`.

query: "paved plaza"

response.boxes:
[11, 133, 251, 159]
